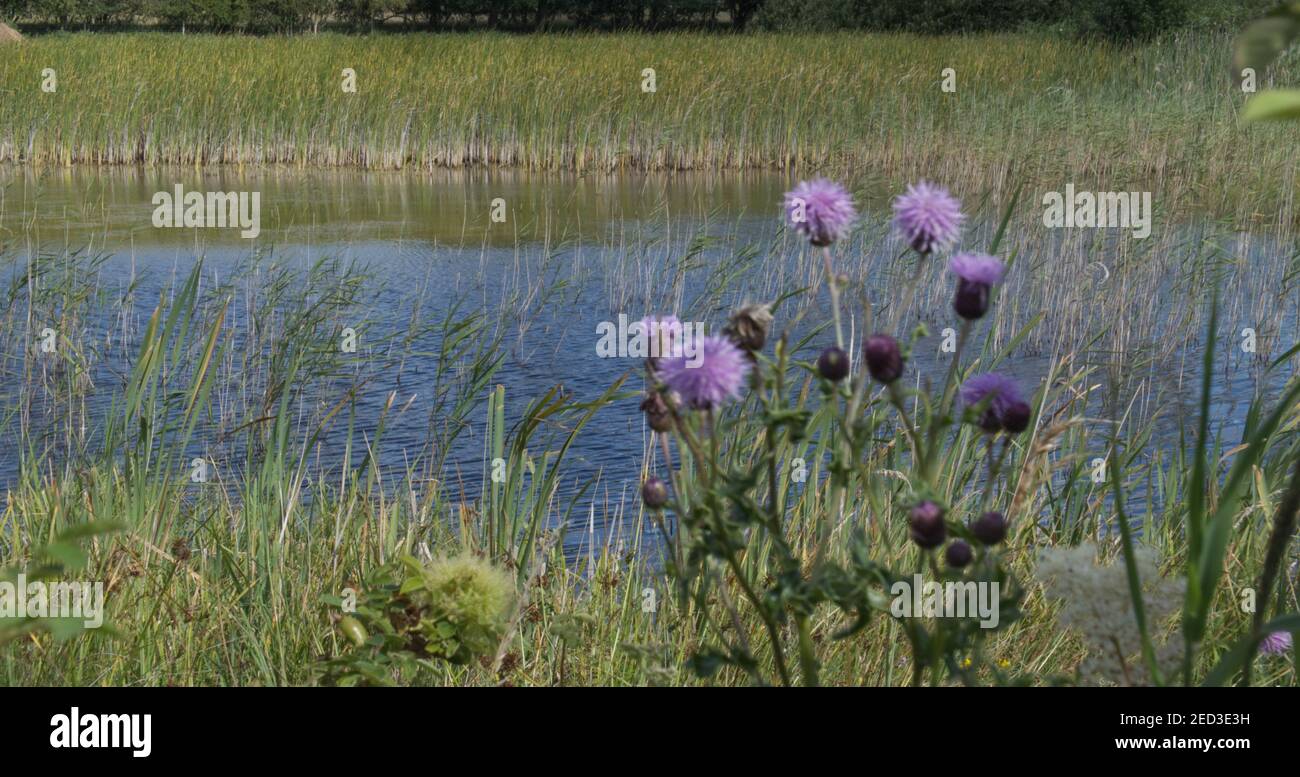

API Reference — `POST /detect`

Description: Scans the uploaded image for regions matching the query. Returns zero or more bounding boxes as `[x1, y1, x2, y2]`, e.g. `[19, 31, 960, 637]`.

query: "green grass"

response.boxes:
[0, 234, 1296, 686]
[0, 30, 1297, 217]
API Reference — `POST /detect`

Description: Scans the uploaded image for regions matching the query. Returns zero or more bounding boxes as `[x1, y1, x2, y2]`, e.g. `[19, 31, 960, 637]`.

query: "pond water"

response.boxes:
[1, 166, 1295, 555]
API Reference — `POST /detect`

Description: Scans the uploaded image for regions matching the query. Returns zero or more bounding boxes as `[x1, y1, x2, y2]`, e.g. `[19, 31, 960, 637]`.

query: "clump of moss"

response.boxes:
[406, 555, 514, 664]
[319, 553, 516, 684]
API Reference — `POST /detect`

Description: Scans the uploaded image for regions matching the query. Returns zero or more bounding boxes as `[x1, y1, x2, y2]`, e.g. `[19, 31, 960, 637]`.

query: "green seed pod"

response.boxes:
[339, 615, 368, 647]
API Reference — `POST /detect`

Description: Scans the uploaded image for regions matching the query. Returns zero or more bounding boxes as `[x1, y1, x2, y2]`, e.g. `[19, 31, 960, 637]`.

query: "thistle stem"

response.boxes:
[822, 246, 844, 351]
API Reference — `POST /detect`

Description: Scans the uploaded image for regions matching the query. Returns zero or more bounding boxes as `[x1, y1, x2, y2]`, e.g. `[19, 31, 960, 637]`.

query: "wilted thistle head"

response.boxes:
[414, 554, 514, 664]
[892, 181, 964, 255]
[784, 179, 857, 247]
[1260, 630, 1293, 656]
[639, 390, 674, 433]
[960, 372, 1027, 434]
[725, 303, 773, 352]
[658, 335, 750, 411]
[170, 537, 191, 562]
[949, 253, 1006, 320]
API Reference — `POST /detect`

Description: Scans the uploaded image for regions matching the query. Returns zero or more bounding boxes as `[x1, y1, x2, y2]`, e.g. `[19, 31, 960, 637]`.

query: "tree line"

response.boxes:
[0, 0, 1277, 39]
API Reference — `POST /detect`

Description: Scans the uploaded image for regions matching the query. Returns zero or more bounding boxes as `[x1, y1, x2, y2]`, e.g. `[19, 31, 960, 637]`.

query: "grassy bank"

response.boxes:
[0, 31, 1296, 214]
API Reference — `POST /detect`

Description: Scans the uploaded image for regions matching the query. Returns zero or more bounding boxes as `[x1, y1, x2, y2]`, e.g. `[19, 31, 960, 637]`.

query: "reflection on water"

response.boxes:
[0, 165, 805, 248]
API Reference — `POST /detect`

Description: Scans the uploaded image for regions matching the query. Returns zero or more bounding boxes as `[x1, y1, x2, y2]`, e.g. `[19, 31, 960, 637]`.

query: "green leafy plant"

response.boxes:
[1237, 2, 1300, 120]
[318, 553, 514, 686]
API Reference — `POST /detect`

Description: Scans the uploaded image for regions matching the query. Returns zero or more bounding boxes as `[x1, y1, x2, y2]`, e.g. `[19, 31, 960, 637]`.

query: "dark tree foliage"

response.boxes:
[1073, 0, 1188, 42]
[0, 0, 1275, 38]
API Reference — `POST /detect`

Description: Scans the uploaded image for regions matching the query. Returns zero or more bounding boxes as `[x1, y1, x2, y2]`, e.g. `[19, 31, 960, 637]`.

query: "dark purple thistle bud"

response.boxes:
[641, 477, 669, 509]
[639, 392, 674, 433]
[945, 540, 973, 568]
[948, 253, 1005, 321]
[817, 346, 849, 382]
[977, 406, 1003, 434]
[909, 500, 946, 549]
[864, 334, 903, 384]
[953, 277, 991, 320]
[972, 511, 1007, 545]
[1002, 401, 1032, 434]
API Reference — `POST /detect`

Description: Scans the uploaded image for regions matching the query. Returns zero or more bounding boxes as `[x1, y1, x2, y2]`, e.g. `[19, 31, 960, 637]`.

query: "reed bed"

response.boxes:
[0, 31, 1298, 215]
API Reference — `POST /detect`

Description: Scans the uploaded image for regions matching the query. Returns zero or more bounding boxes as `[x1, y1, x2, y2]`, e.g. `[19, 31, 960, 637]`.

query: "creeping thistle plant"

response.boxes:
[636, 181, 1031, 686]
[637, 173, 1300, 687]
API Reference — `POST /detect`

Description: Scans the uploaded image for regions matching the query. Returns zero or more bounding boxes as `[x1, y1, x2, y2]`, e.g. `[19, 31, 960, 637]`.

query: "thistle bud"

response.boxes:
[817, 346, 849, 382]
[945, 540, 972, 568]
[908, 500, 946, 549]
[977, 407, 1003, 434]
[1002, 401, 1031, 434]
[640, 391, 674, 433]
[948, 253, 1004, 321]
[972, 511, 1007, 545]
[725, 303, 773, 352]
[953, 278, 991, 320]
[864, 334, 903, 384]
[641, 477, 669, 509]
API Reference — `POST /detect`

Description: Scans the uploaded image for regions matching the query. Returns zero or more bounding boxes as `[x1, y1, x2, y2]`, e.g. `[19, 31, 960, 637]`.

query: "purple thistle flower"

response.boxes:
[960, 372, 1026, 433]
[784, 179, 857, 247]
[949, 253, 1006, 320]
[1260, 630, 1293, 656]
[892, 181, 964, 255]
[658, 335, 750, 410]
[949, 253, 1006, 286]
[961, 373, 1024, 412]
